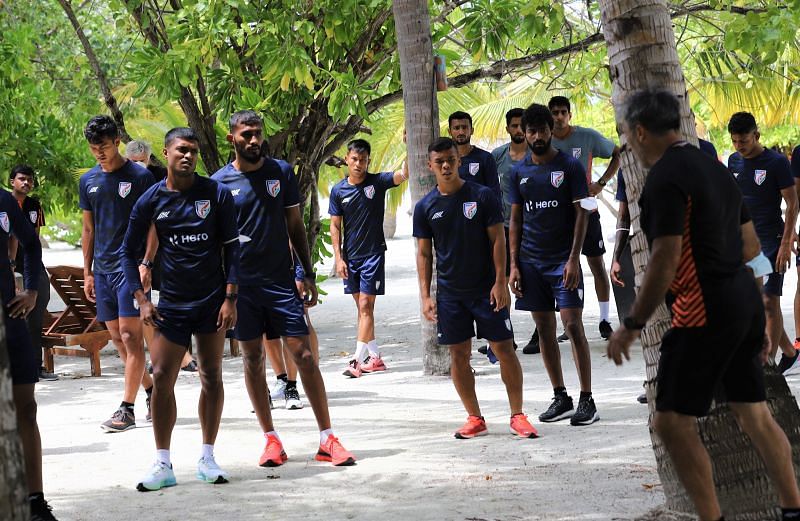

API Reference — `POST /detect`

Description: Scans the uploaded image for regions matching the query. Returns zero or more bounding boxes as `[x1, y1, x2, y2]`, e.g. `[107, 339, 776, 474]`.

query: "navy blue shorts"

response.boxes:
[344, 254, 385, 295]
[5, 312, 38, 385]
[95, 271, 149, 322]
[235, 282, 309, 341]
[581, 211, 606, 257]
[515, 261, 584, 312]
[155, 296, 224, 348]
[762, 240, 784, 297]
[436, 296, 514, 345]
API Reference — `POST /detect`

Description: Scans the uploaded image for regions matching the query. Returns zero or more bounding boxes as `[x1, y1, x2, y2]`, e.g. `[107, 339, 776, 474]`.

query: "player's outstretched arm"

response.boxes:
[392, 160, 409, 186]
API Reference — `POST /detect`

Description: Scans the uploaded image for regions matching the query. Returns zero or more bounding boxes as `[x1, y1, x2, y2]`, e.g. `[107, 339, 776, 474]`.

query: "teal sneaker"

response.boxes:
[136, 461, 177, 492]
[197, 455, 230, 484]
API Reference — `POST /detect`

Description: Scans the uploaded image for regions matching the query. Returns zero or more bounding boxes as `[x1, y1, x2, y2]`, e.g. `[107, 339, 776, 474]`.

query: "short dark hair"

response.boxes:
[229, 110, 263, 131]
[347, 139, 371, 156]
[448, 111, 472, 127]
[622, 89, 681, 136]
[522, 103, 554, 131]
[547, 96, 571, 112]
[505, 108, 524, 126]
[84, 115, 119, 144]
[728, 112, 758, 135]
[428, 137, 457, 155]
[164, 127, 200, 148]
[10, 164, 35, 181]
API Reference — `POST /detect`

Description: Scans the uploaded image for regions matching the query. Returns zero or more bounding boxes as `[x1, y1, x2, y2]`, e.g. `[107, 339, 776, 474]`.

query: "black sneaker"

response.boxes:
[181, 360, 198, 372]
[522, 330, 540, 354]
[100, 407, 136, 433]
[38, 367, 59, 381]
[570, 397, 599, 426]
[477, 345, 488, 355]
[147, 362, 153, 375]
[637, 393, 647, 404]
[778, 350, 800, 374]
[146, 395, 152, 422]
[539, 394, 574, 422]
[30, 496, 58, 521]
[599, 320, 613, 340]
[557, 331, 569, 342]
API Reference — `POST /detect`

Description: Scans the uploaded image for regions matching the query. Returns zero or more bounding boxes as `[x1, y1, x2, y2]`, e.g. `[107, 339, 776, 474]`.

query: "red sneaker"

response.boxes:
[342, 360, 362, 378]
[315, 435, 356, 466]
[510, 413, 539, 438]
[454, 415, 488, 439]
[361, 355, 387, 373]
[259, 434, 288, 467]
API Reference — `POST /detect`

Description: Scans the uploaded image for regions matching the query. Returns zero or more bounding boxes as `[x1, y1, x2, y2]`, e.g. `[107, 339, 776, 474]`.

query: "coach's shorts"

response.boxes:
[515, 261, 584, 312]
[235, 282, 309, 341]
[762, 239, 784, 297]
[437, 296, 514, 345]
[344, 254, 385, 295]
[581, 212, 606, 257]
[656, 273, 766, 416]
[155, 296, 224, 348]
[5, 311, 38, 385]
[95, 271, 149, 322]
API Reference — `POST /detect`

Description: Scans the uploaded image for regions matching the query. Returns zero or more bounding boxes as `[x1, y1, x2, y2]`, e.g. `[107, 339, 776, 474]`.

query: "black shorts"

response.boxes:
[581, 212, 606, 257]
[656, 274, 766, 416]
[6, 312, 38, 385]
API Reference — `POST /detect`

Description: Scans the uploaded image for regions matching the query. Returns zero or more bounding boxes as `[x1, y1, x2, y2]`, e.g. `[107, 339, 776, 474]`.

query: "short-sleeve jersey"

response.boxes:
[328, 172, 397, 260]
[0, 189, 41, 304]
[728, 148, 794, 242]
[640, 143, 750, 328]
[124, 175, 239, 309]
[508, 150, 588, 264]
[412, 182, 503, 299]
[698, 138, 718, 160]
[14, 196, 45, 275]
[615, 170, 627, 204]
[79, 160, 155, 274]
[212, 158, 300, 285]
[458, 146, 502, 203]
[552, 126, 615, 183]
[491, 142, 525, 227]
[791, 145, 800, 179]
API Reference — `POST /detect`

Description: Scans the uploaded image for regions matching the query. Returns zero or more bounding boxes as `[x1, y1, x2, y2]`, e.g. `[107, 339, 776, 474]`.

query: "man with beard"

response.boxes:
[508, 103, 597, 426]
[448, 111, 502, 202]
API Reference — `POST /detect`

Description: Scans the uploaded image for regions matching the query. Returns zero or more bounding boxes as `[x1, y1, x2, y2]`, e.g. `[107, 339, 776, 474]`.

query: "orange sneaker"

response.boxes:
[258, 434, 288, 467]
[342, 360, 362, 378]
[315, 435, 356, 466]
[454, 415, 488, 439]
[361, 355, 387, 373]
[510, 413, 539, 438]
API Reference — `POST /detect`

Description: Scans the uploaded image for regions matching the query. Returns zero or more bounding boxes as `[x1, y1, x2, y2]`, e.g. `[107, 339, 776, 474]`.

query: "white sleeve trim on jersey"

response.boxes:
[576, 197, 598, 211]
[224, 237, 239, 244]
[284, 203, 300, 209]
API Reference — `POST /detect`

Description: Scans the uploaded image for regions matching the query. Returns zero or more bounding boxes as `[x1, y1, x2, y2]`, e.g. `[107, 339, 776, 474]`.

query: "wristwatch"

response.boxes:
[225, 292, 238, 300]
[597, 178, 607, 186]
[623, 316, 646, 330]
[139, 259, 154, 269]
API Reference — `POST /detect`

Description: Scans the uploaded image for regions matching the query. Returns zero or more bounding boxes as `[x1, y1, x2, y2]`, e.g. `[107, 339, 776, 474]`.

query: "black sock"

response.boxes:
[28, 492, 44, 503]
[554, 386, 567, 397]
[277, 373, 288, 383]
[579, 391, 592, 401]
[121, 401, 134, 411]
[286, 380, 297, 390]
[145, 386, 153, 397]
[783, 507, 800, 519]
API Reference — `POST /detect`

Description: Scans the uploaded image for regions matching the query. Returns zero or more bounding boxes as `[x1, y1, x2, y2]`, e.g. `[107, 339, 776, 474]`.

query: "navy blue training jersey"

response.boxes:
[508, 150, 588, 264]
[0, 189, 41, 304]
[728, 148, 794, 242]
[122, 175, 239, 309]
[412, 182, 503, 299]
[328, 172, 397, 260]
[791, 145, 800, 179]
[699, 138, 718, 160]
[458, 146, 502, 204]
[212, 158, 300, 285]
[79, 160, 156, 274]
[616, 170, 627, 204]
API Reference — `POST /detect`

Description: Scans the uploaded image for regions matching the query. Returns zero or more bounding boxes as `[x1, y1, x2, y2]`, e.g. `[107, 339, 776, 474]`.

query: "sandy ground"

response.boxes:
[32, 201, 800, 521]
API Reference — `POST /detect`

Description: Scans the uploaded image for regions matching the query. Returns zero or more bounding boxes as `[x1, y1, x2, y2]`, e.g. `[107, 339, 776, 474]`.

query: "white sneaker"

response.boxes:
[196, 455, 230, 484]
[285, 386, 304, 410]
[137, 461, 177, 492]
[270, 379, 287, 401]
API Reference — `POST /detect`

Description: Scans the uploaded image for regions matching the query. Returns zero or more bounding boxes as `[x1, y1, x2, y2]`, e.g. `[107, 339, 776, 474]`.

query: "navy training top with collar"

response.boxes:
[328, 172, 398, 260]
[211, 158, 300, 285]
[14, 196, 46, 276]
[728, 148, 794, 242]
[491, 142, 525, 227]
[79, 160, 156, 274]
[122, 175, 240, 310]
[508, 150, 589, 264]
[412, 182, 503, 300]
[792, 145, 800, 179]
[458, 146, 502, 204]
[0, 189, 41, 304]
[699, 138, 718, 160]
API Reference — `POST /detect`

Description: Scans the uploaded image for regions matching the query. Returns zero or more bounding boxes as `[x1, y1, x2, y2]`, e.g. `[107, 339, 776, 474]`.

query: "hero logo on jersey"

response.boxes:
[118, 182, 132, 198]
[463, 201, 477, 219]
[29, 211, 38, 224]
[572, 148, 582, 159]
[468, 163, 480, 176]
[195, 200, 211, 219]
[266, 180, 281, 197]
[364, 185, 376, 199]
[551, 171, 565, 188]
[0, 212, 8, 233]
[754, 169, 767, 186]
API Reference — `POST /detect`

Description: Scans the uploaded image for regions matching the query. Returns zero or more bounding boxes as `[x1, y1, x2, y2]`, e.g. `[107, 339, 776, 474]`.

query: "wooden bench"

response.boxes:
[41, 266, 111, 377]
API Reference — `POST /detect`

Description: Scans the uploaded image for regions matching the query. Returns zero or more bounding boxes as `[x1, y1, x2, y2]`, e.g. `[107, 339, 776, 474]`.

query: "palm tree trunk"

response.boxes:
[0, 312, 28, 520]
[392, 0, 449, 375]
[599, 1, 800, 519]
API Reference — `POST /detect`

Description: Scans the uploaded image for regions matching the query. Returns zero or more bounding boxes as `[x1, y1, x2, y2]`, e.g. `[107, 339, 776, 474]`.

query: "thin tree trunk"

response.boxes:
[0, 312, 28, 521]
[392, 0, 449, 376]
[599, 1, 800, 519]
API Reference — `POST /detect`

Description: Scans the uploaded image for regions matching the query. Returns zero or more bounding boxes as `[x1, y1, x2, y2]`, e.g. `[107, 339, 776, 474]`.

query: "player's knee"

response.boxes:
[242, 348, 264, 370]
[449, 347, 471, 366]
[199, 366, 223, 388]
[358, 298, 375, 314]
[119, 328, 138, 347]
[563, 319, 584, 339]
[294, 348, 315, 370]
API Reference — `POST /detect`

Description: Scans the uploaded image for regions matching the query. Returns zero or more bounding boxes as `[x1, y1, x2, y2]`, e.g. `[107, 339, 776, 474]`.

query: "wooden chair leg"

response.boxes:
[230, 338, 240, 357]
[83, 342, 104, 377]
[43, 347, 55, 373]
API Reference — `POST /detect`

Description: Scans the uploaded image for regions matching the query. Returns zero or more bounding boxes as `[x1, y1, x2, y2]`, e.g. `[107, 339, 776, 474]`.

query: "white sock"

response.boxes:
[599, 301, 610, 321]
[320, 428, 334, 445]
[201, 444, 214, 460]
[156, 449, 171, 466]
[367, 339, 380, 357]
[264, 431, 280, 441]
[354, 341, 368, 362]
